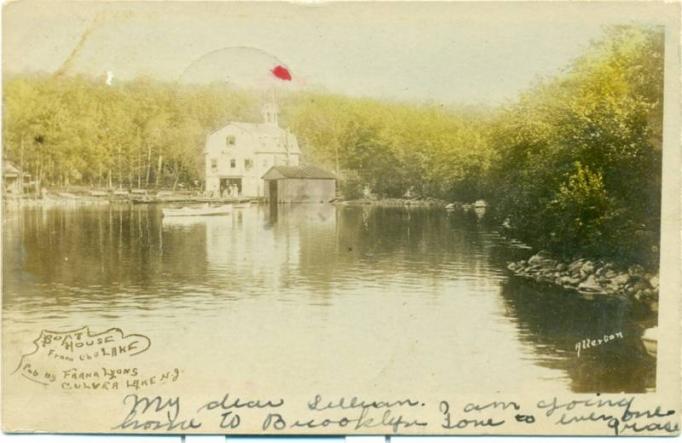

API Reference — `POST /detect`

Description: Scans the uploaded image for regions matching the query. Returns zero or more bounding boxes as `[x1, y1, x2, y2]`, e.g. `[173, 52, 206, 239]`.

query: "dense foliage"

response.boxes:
[3, 25, 663, 265]
[3, 76, 259, 188]
[487, 25, 663, 266]
[284, 95, 492, 201]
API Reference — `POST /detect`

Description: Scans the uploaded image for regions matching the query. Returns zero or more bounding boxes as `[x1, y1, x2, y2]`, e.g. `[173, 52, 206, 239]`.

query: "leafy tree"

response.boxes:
[487, 25, 663, 266]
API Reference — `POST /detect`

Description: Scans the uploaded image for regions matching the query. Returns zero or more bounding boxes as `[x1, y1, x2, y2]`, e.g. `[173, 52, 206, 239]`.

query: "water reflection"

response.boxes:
[3, 204, 655, 393]
[499, 279, 655, 393]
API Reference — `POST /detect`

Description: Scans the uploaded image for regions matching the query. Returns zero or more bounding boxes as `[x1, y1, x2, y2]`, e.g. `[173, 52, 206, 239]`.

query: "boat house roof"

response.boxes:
[3, 160, 25, 177]
[262, 165, 336, 181]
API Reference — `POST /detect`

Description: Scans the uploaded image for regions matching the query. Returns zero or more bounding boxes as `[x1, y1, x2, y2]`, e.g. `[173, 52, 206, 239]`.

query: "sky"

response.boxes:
[2, 1, 673, 106]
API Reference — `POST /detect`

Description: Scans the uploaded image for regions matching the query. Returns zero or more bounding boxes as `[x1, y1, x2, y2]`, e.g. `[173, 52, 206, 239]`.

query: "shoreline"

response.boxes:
[335, 198, 448, 207]
[4, 192, 660, 315]
[506, 251, 659, 313]
[1, 191, 261, 207]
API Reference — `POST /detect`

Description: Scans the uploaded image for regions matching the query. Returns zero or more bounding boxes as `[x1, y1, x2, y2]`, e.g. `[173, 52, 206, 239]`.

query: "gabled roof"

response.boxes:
[209, 122, 293, 139]
[3, 160, 21, 177]
[206, 122, 301, 155]
[262, 165, 336, 180]
[227, 122, 285, 136]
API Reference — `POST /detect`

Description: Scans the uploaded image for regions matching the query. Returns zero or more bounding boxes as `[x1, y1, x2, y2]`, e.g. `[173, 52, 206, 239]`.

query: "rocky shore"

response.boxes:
[507, 250, 659, 312]
[336, 197, 448, 207]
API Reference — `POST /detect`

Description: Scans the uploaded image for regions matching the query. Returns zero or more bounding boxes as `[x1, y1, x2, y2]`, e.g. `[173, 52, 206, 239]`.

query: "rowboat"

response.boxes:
[162, 204, 231, 217]
[641, 327, 657, 358]
[233, 201, 251, 209]
[132, 195, 155, 204]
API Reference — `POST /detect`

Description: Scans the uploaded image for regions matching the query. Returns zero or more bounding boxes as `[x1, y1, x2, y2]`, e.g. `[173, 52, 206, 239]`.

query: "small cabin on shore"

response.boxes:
[3, 161, 30, 195]
[262, 165, 336, 203]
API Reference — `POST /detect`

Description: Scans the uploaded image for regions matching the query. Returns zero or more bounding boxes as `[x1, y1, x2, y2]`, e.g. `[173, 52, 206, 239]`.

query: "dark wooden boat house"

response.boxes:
[262, 165, 336, 203]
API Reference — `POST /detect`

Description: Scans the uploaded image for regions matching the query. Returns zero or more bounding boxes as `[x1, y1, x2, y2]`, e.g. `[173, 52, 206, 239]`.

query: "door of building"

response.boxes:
[269, 180, 278, 204]
[220, 178, 242, 197]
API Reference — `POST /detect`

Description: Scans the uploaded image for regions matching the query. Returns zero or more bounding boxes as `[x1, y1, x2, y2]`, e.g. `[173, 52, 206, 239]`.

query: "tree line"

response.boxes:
[3, 25, 663, 265]
[487, 25, 663, 266]
[3, 76, 260, 189]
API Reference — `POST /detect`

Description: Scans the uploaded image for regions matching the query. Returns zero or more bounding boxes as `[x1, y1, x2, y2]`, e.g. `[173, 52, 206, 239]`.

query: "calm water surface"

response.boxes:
[3, 204, 655, 393]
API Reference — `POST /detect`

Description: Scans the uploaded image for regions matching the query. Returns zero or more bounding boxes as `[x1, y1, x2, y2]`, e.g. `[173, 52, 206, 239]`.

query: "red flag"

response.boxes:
[271, 65, 292, 81]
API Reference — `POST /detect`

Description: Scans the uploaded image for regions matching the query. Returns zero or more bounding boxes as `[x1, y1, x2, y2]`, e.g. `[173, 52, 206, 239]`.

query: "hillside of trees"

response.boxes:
[487, 25, 663, 266]
[3, 25, 663, 266]
[3, 77, 261, 189]
[284, 94, 493, 201]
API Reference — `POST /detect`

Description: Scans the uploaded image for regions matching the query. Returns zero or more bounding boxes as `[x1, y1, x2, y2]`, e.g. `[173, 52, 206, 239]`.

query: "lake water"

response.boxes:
[3, 203, 655, 396]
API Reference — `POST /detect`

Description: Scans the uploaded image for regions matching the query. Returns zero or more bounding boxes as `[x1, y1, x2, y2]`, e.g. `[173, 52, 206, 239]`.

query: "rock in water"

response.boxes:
[561, 275, 582, 287]
[604, 269, 618, 279]
[611, 273, 630, 287]
[528, 254, 543, 266]
[631, 280, 652, 292]
[580, 261, 595, 277]
[628, 264, 645, 278]
[578, 274, 603, 293]
[649, 275, 659, 289]
[568, 259, 584, 275]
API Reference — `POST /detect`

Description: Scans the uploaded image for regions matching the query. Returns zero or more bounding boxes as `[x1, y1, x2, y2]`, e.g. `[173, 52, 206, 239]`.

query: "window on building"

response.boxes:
[210, 159, 218, 171]
[230, 159, 236, 168]
[245, 159, 253, 170]
[226, 135, 236, 146]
